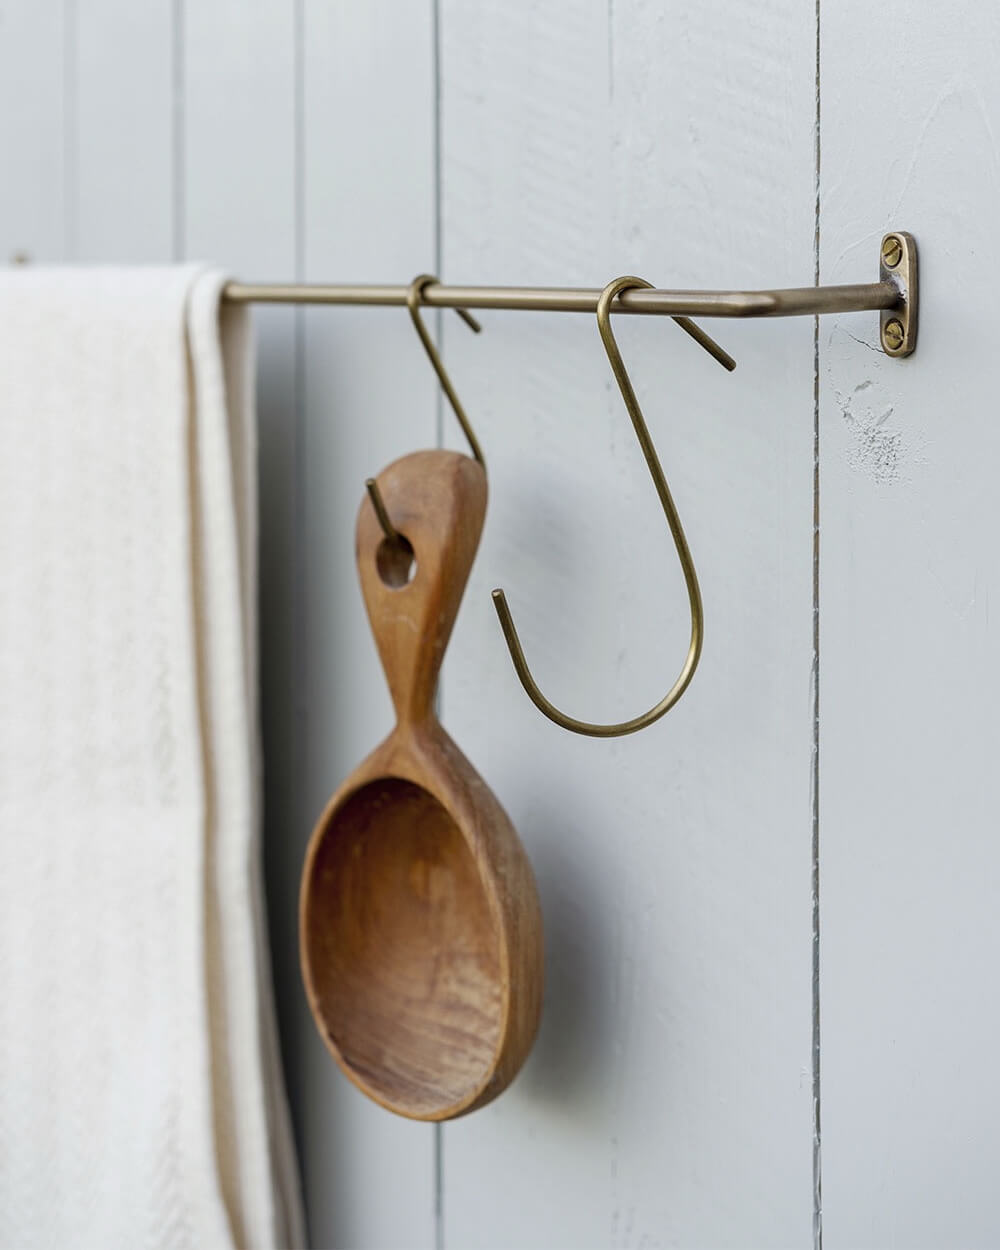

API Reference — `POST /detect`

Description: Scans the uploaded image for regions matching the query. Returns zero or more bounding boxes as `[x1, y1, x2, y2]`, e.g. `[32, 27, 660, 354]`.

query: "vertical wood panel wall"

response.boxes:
[819, 5, 1000, 1248]
[2, 3, 998, 1247]
[438, 4, 815, 1246]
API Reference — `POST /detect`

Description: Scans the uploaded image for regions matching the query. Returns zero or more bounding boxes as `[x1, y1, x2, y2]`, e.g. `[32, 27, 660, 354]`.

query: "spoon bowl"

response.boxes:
[303, 776, 502, 1116]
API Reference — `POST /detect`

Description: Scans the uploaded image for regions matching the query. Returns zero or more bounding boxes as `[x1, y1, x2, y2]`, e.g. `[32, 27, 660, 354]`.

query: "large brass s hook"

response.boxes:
[491, 275, 734, 738]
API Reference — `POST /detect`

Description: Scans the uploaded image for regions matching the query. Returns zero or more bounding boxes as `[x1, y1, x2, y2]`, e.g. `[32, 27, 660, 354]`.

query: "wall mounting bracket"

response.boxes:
[877, 231, 917, 357]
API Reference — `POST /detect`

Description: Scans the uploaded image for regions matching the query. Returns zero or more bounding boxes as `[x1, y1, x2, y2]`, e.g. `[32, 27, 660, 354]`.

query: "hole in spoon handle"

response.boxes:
[356, 449, 487, 726]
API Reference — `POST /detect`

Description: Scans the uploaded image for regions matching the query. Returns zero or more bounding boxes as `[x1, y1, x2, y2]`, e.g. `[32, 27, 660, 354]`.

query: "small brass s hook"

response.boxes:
[492, 275, 734, 738]
[366, 275, 485, 543]
[408, 273, 485, 468]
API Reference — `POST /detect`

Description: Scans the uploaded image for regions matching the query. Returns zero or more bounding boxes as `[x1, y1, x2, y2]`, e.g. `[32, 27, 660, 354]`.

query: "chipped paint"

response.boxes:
[833, 378, 906, 484]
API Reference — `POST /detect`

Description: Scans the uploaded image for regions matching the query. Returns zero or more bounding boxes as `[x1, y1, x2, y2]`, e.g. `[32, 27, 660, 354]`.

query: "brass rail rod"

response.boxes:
[222, 279, 902, 319]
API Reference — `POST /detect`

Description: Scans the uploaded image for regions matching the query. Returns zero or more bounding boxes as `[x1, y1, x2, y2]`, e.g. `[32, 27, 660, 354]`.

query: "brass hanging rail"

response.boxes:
[222, 232, 918, 357]
[224, 278, 894, 316]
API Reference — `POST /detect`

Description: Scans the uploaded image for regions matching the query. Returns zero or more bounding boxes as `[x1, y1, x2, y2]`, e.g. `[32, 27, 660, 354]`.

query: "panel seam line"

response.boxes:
[432, 2, 446, 1248]
[171, 0, 185, 261]
[812, 1, 823, 1247]
[63, 0, 78, 259]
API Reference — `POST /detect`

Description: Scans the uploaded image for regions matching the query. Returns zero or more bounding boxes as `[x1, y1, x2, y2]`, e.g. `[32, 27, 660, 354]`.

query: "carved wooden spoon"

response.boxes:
[300, 448, 543, 1121]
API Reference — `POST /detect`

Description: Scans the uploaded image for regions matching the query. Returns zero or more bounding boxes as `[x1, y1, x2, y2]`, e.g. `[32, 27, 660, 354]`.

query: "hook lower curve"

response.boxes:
[491, 275, 728, 738]
[408, 274, 485, 468]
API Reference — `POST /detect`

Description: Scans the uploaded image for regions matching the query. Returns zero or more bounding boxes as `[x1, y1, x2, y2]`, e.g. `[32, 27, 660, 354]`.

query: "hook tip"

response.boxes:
[491, 589, 525, 668]
[672, 314, 737, 372]
[491, 588, 514, 628]
[456, 307, 482, 334]
[365, 476, 399, 540]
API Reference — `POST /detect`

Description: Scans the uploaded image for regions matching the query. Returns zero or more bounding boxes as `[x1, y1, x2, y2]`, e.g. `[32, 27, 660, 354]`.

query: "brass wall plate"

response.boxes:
[879, 231, 917, 357]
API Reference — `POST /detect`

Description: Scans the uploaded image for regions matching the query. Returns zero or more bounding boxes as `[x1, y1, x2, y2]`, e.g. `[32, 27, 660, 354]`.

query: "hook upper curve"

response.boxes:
[408, 274, 485, 468]
[491, 275, 729, 737]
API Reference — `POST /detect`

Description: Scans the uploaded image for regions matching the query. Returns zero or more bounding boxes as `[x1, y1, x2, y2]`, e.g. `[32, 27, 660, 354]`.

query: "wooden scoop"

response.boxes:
[300, 449, 543, 1121]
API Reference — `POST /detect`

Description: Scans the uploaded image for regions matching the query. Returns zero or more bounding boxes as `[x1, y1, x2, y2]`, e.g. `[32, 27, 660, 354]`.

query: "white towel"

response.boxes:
[0, 267, 305, 1250]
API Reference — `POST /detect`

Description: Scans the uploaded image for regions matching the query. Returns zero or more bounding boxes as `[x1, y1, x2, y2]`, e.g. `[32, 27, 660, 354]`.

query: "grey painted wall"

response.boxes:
[3, 3, 998, 1246]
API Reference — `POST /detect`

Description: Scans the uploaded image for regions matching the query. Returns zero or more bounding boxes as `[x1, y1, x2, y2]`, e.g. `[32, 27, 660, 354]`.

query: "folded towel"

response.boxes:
[0, 267, 305, 1249]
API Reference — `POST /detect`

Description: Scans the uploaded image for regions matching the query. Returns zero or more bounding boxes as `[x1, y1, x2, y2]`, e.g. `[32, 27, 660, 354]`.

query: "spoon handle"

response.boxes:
[357, 449, 487, 726]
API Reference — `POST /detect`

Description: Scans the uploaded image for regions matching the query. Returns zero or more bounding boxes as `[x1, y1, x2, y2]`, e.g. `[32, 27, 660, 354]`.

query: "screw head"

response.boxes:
[883, 318, 905, 351]
[882, 235, 903, 268]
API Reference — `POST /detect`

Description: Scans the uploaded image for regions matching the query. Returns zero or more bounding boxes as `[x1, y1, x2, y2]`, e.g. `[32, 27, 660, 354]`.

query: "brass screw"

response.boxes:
[883, 318, 905, 351]
[10, 251, 30, 266]
[881, 236, 903, 268]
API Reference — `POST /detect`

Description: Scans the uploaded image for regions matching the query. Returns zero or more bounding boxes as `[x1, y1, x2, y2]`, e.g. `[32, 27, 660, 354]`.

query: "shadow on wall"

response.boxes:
[513, 785, 616, 1121]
